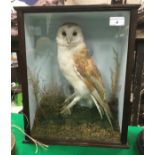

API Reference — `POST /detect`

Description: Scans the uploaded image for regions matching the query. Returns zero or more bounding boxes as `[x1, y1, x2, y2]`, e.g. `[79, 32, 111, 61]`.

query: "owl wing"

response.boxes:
[73, 47, 113, 128]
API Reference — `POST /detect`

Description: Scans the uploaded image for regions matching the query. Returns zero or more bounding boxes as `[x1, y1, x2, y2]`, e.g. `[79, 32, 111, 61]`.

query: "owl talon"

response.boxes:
[62, 93, 76, 106]
[60, 107, 71, 115]
[60, 96, 81, 116]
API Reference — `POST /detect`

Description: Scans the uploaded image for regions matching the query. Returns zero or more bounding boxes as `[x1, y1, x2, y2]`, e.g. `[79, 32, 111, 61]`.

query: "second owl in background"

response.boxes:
[56, 23, 113, 129]
[64, 0, 111, 5]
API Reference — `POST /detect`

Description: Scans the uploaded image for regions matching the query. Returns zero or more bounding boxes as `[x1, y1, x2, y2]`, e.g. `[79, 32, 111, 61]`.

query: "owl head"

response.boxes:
[56, 23, 84, 47]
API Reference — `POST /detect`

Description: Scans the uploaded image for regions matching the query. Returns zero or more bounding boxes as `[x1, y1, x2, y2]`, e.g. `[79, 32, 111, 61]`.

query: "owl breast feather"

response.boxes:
[57, 48, 89, 96]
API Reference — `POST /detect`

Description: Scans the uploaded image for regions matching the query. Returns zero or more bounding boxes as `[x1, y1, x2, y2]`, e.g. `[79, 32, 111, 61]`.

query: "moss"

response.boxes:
[31, 94, 120, 143]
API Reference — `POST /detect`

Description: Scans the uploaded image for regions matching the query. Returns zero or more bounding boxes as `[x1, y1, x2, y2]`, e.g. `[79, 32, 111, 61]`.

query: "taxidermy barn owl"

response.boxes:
[56, 23, 113, 129]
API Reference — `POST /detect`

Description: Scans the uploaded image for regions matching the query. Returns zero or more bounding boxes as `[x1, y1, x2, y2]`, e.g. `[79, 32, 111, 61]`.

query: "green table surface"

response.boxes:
[11, 113, 143, 155]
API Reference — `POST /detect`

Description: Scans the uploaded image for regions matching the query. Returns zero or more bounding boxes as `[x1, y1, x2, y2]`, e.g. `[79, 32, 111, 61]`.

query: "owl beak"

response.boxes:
[67, 37, 72, 44]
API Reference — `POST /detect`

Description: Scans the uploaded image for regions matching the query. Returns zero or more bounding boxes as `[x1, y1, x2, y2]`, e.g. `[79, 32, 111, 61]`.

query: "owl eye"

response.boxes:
[73, 31, 77, 36]
[62, 31, 66, 37]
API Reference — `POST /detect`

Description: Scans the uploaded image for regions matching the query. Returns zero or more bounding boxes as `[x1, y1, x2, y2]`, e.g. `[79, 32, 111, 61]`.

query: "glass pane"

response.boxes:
[24, 11, 130, 143]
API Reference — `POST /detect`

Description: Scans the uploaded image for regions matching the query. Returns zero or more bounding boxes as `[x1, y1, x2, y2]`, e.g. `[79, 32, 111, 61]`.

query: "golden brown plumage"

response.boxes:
[73, 47, 113, 128]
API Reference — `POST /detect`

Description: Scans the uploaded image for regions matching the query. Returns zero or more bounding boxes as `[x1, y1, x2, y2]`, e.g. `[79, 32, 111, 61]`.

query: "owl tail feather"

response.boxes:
[91, 90, 114, 131]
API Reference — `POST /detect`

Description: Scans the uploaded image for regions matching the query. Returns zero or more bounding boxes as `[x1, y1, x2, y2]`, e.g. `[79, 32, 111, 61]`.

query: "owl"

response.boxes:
[56, 23, 113, 129]
[64, 0, 111, 5]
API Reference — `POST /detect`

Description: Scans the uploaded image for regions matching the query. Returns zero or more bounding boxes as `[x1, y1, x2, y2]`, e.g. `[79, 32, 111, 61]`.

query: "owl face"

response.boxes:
[56, 23, 84, 47]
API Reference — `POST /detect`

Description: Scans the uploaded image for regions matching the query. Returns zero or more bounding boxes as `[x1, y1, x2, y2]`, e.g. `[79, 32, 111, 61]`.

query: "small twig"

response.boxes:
[12, 124, 48, 154]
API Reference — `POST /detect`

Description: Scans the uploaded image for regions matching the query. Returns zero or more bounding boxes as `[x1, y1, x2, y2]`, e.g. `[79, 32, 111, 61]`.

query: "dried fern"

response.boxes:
[110, 48, 120, 101]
